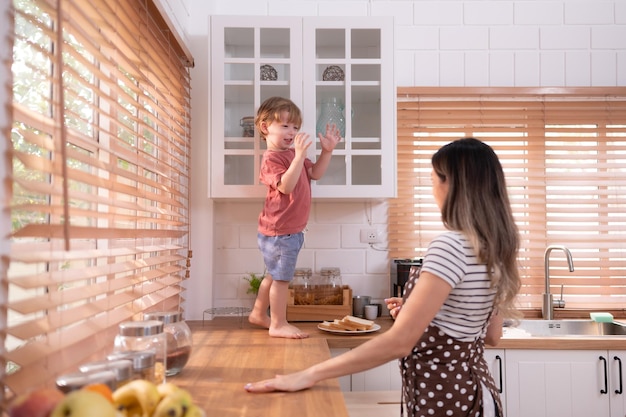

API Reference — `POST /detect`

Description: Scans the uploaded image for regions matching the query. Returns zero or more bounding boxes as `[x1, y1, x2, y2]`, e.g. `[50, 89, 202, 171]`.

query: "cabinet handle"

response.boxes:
[600, 356, 608, 394]
[495, 355, 503, 393]
[615, 356, 623, 395]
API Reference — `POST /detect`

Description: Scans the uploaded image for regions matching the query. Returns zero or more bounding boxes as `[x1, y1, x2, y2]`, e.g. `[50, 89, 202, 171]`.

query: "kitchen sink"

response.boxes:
[505, 319, 626, 337]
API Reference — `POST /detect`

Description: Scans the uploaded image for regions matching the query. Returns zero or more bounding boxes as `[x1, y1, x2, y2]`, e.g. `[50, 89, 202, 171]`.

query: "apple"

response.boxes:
[8, 387, 65, 417]
[49, 390, 116, 417]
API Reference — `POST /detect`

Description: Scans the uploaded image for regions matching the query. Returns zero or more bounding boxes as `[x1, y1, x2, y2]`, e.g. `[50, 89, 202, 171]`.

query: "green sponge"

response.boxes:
[590, 312, 614, 322]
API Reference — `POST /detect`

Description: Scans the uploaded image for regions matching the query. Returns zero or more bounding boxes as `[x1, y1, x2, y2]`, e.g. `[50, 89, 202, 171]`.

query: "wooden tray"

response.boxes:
[287, 287, 352, 322]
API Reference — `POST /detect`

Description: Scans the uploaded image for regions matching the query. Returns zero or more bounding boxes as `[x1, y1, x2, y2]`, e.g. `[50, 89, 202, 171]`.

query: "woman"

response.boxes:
[245, 138, 521, 417]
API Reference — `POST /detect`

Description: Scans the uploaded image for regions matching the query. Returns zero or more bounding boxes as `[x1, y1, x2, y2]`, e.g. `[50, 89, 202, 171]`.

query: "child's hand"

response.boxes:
[317, 123, 342, 152]
[293, 132, 312, 157]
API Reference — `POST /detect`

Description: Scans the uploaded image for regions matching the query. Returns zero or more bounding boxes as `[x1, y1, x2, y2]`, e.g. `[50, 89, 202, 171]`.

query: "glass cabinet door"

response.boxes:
[210, 17, 302, 198]
[303, 17, 395, 198]
[210, 16, 394, 199]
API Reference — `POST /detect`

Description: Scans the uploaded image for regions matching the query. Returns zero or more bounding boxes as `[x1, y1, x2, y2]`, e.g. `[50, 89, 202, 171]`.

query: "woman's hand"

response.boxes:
[244, 369, 314, 393]
[384, 297, 403, 319]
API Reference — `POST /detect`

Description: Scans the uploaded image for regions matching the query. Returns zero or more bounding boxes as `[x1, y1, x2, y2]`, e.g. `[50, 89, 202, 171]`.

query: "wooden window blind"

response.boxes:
[392, 87, 626, 311]
[4, 0, 192, 398]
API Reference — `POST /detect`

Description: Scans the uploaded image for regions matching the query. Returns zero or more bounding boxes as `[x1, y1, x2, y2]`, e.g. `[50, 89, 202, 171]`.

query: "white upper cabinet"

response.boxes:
[209, 16, 395, 199]
[210, 17, 302, 198]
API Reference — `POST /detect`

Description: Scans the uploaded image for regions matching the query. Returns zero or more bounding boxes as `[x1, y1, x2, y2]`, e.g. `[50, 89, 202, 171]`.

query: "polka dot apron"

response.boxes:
[399, 266, 503, 417]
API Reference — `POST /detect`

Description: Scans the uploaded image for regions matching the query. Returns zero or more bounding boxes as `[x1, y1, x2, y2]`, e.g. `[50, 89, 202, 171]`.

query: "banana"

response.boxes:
[156, 382, 183, 400]
[183, 404, 206, 417]
[113, 379, 160, 417]
[153, 388, 193, 417]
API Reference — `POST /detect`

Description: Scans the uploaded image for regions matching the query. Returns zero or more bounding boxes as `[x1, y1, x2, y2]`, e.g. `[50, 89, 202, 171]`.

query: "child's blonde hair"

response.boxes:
[255, 97, 303, 140]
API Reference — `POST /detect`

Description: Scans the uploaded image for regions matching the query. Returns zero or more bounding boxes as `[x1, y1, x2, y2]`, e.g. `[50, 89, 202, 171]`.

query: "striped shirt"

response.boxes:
[420, 231, 496, 341]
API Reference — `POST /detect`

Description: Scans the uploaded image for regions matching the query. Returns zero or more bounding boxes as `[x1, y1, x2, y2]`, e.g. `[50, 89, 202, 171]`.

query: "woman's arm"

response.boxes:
[244, 272, 453, 393]
[484, 312, 503, 346]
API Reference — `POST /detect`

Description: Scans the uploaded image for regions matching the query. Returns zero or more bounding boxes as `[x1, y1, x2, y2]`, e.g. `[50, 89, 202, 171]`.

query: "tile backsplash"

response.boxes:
[211, 201, 391, 311]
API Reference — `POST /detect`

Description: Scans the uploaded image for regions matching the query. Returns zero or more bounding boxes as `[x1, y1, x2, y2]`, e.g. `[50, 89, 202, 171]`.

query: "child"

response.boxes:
[248, 97, 341, 339]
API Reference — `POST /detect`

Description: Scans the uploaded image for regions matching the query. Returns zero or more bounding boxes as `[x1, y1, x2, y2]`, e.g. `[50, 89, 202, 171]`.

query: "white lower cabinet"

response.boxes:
[332, 347, 625, 417]
[351, 359, 402, 392]
[330, 348, 352, 391]
[329, 348, 401, 392]
[484, 349, 507, 413]
[505, 349, 626, 417]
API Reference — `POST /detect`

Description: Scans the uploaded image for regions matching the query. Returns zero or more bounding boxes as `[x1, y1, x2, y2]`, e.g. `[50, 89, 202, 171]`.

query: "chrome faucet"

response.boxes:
[543, 245, 575, 319]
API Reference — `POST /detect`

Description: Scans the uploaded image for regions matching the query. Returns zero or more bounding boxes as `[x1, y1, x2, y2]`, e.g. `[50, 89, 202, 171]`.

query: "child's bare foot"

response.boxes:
[248, 311, 271, 329]
[269, 323, 309, 339]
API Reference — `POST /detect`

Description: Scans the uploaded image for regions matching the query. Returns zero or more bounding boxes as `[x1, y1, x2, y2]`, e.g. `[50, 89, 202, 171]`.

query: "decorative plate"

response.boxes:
[317, 323, 381, 335]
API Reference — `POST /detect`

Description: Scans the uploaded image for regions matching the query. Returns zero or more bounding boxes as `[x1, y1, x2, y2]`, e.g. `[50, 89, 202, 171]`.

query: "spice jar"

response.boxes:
[319, 267, 343, 305]
[79, 359, 133, 389]
[107, 350, 157, 383]
[56, 369, 117, 393]
[144, 311, 192, 376]
[292, 267, 315, 305]
[240, 116, 255, 137]
[113, 320, 166, 383]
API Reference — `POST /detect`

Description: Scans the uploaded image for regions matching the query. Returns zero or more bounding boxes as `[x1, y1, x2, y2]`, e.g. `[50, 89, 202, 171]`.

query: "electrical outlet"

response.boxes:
[360, 228, 381, 244]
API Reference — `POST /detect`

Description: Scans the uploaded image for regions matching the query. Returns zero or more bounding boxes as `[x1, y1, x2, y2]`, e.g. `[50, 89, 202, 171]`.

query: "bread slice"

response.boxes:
[341, 315, 374, 330]
[319, 315, 375, 332]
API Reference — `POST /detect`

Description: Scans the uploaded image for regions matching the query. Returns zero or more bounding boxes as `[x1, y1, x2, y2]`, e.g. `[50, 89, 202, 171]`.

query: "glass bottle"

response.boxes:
[144, 311, 193, 376]
[113, 320, 166, 383]
[316, 97, 346, 138]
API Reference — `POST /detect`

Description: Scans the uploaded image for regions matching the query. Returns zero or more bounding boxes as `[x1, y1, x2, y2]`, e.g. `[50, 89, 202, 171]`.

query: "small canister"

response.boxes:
[353, 295, 372, 318]
[144, 311, 193, 376]
[240, 116, 255, 137]
[107, 350, 157, 383]
[79, 359, 133, 389]
[113, 320, 166, 383]
[56, 369, 117, 393]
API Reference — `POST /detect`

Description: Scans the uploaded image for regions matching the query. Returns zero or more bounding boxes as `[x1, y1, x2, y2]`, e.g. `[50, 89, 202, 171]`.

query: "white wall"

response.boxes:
[181, 0, 626, 319]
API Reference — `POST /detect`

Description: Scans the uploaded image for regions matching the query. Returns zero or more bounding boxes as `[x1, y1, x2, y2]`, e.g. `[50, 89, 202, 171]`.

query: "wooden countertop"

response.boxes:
[175, 316, 626, 416]
[274, 317, 626, 350]
[169, 320, 349, 417]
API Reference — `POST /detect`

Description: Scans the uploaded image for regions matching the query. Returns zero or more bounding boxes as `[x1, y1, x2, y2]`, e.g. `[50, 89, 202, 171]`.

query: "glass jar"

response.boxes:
[240, 116, 255, 137]
[56, 369, 117, 393]
[113, 320, 166, 383]
[144, 311, 193, 376]
[292, 267, 315, 305]
[319, 267, 343, 305]
[107, 350, 157, 383]
[79, 359, 133, 389]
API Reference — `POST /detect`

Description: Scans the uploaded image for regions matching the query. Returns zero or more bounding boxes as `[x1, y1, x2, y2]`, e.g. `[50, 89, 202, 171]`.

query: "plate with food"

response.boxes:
[317, 315, 381, 334]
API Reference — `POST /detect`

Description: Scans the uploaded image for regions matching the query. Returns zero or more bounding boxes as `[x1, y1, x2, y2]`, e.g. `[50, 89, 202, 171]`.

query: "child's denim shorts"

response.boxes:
[257, 232, 304, 282]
